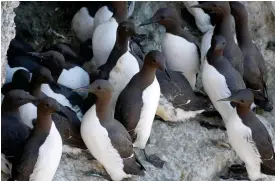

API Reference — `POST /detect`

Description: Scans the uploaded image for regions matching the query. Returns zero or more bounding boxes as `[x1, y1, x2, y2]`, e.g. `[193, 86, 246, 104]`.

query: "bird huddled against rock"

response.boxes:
[2, 1, 274, 181]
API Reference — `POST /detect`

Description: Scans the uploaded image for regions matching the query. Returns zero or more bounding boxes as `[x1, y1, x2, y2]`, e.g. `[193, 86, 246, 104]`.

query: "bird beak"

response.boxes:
[190, 3, 213, 10]
[73, 85, 90, 93]
[139, 16, 159, 27]
[217, 96, 241, 104]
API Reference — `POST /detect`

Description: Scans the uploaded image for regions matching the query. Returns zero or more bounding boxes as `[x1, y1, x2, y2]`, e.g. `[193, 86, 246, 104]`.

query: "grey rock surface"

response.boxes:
[1, 1, 275, 181]
[1, 1, 19, 87]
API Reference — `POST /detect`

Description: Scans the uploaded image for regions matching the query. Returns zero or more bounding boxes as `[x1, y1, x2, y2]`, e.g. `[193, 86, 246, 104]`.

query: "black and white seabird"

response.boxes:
[192, 2, 244, 76]
[74, 79, 145, 181]
[92, 1, 129, 68]
[218, 89, 275, 181]
[28, 50, 90, 94]
[1, 90, 35, 172]
[115, 50, 169, 168]
[96, 21, 140, 109]
[139, 7, 200, 90]
[2, 69, 31, 95]
[11, 97, 63, 181]
[229, 1, 273, 112]
[202, 35, 246, 122]
[42, 43, 87, 66]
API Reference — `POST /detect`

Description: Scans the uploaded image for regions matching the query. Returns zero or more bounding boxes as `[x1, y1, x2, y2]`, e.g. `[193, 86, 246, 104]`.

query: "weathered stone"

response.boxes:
[1, 1, 19, 87]
[1, 1, 275, 181]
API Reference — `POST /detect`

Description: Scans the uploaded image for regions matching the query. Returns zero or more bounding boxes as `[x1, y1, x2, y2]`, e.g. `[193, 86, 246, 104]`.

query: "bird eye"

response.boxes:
[19, 98, 23, 101]
[98, 86, 101, 90]
[241, 100, 244, 103]
[152, 60, 156, 63]
[46, 104, 49, 108]
[161, 16, 165, 20]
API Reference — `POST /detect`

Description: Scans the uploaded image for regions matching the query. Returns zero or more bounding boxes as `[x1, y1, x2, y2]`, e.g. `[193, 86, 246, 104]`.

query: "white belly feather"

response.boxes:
[133, 77, 160, 149]
[57, 66, 89, 90]
[41, 84, 83, 120]
[19, 103, 37, 128]
[162, 33, 199, 90]
[29, 122, 62, 181]
[5, 64, 28, 84]
[183, 1, 213, 33]
[81, 106, 130, 181]
[71, 7, 94, 42]
[93, 18, 118, 68]
[108, 51, 140, 110]
[93, 6, 113, 30]
[225, 109, 263, 181]
[202, 60, 233, 122]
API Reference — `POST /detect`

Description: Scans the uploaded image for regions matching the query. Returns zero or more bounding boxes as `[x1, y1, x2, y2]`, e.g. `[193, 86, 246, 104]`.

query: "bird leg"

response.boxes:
[199, 121, 226, 131]
[83, 170, 112, 181]
[142, 149, 165, 169]
[220, 164, 249, 180]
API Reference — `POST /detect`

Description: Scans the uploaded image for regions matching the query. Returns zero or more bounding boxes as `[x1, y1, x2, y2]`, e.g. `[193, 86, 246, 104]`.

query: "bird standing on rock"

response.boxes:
[202, 35, 246, 122]
[11, 97, 63, 181]
[1, 90, 36, 174]
[115, 50, 170, 168]
[229, 1, 273, 112]
[192, 2, 244, 76]
[139, 7, 200, 90]
[74, 80, 145, 181]
[218, 89, 275, 181]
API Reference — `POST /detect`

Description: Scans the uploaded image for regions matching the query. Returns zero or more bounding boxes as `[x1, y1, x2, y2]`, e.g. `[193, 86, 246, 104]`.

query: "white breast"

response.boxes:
[81, 106, 130, 181]
[1, 153, 11, 175]
[29, 122, 62, 181]
[108, 51, 140, 109]
[93, 6, 113, 30]
[93, 18, 118, 68]
[162, 33, 199, 90]
[5, 64, 28, 84]
[71, 7, 94, 42]
[202, 60, 233, 122]
[225, 109, 263, 181]
[183, 1, 213, 33]
[133, 77, 160, 149]
[57, 66, 89, 90]
[19, 103, 37, 128]
[41, 84, 72, 108]
[156, 93, 204, 123]
[41, 84, 83, 120]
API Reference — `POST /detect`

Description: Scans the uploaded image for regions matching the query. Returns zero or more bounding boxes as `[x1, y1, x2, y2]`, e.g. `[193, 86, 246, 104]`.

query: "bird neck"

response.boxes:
[29, 77, 42, 97]
[236, 105, 250, 117]
[95, 96, 113, 121]
[140, 65, 156, 85]
[215, 13, 234, 41]
[115, 34, 129, 53]
[235, 19, 252, 47]
[34, 110, 52, 135]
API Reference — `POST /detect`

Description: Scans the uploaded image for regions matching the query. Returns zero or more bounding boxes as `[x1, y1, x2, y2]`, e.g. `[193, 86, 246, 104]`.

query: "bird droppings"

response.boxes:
[1, 1, 275, 181]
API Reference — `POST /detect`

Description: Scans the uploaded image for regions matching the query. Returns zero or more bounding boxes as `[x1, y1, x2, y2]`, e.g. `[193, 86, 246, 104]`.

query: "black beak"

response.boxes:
[139, 17, 158, 27]
[55, 105, 69, 119]
[217, 96, 241, 104]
